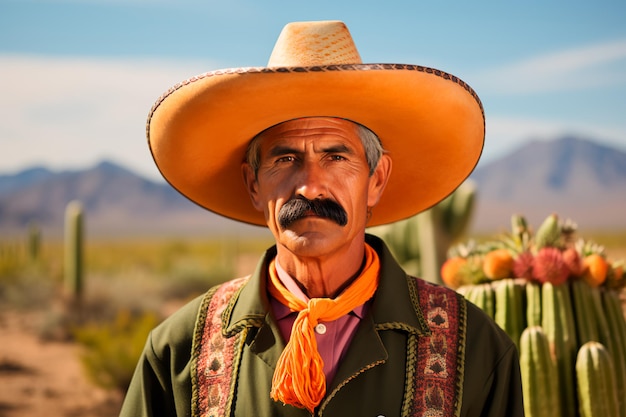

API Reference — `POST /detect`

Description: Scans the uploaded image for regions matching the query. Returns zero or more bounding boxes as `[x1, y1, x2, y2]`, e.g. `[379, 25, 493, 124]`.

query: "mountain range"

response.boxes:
[0, 161, 266, 238]
[1, 136, 625, 238]
[469, 136, 626, 232]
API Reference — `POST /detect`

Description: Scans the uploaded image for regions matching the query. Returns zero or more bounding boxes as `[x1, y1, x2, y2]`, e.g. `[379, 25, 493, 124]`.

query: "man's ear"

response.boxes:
[241, 163, 263, 211]
[367, 154, 392, 208]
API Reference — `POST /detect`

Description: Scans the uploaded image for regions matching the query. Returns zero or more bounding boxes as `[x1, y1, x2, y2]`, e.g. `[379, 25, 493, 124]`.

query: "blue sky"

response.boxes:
[1, 0, 625, 180]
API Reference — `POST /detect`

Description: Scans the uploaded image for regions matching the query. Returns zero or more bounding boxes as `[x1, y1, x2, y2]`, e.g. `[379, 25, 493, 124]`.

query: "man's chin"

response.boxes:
[278, 229, 338, 257]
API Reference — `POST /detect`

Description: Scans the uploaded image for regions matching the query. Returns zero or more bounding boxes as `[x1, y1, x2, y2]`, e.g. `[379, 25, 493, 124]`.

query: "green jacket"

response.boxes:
[120, 235, 524, 417]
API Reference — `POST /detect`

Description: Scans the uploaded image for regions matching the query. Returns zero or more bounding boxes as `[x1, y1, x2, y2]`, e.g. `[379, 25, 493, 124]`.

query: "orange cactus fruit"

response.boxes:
[581, 254, 609, 287]
[482, 249, 514, 280]
[441, 256, 468, 289]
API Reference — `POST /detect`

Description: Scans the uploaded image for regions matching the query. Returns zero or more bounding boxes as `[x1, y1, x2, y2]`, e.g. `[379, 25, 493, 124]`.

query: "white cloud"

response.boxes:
[473, 39, 626, 95]
[0, 54, 218, 179]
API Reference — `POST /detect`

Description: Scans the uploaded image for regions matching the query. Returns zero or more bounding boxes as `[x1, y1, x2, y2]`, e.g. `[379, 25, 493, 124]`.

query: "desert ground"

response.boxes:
[0, 308, 123, 417]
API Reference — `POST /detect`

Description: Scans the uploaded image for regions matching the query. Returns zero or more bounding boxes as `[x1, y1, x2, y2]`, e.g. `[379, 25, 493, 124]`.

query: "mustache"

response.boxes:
[278, 197, 348, 229]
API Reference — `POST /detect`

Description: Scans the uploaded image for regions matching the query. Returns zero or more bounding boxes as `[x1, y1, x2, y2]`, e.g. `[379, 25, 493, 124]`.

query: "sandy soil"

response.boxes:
[0, 309, 123, 417]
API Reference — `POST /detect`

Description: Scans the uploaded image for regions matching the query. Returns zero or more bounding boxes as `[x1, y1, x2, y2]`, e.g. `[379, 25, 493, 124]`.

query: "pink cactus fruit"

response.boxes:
[562, 247, 584, 277]
[513, 251, 534, 280]
[532, 247, 570, 285]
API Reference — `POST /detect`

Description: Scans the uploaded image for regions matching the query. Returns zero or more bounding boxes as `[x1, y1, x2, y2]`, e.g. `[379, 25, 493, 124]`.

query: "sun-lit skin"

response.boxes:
[242, 117, 392, 298]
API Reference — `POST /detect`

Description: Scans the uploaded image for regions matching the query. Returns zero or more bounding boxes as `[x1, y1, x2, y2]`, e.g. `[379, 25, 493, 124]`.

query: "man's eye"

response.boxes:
[276, 156, 295, 163]
[330, 155, 346, 161]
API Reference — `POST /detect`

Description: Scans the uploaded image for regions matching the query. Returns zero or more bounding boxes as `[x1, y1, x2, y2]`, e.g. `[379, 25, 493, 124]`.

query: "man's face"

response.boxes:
[242, 117, 391, 258]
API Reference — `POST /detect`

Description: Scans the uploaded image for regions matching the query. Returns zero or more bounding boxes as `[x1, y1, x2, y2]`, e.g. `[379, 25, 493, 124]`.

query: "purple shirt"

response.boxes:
[270, 260, 368, 384]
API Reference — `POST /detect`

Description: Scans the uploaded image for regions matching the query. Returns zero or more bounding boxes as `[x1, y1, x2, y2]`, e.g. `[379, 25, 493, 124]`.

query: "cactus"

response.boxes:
[27, 221, 41, 262]
[417, 180, 476, 284]
[520, 326, 561, 417]
[601, 289, 626, 416]
[583, 285, 626, 417]
[534, 213, 561, 250]
[541, 282, 578, 417]
[64, 200, 84, 300]
[576, 341, 620, 417]
[570, 279, 599, 347]
[367, 213, 417, 274]
[464, 282, 495, 319]
[443, 213, 626, 415]
[510, 214, 530, 246]
[525, 281, 542, 327]
[494, 279, 525, 349]
[369, 180, 476, 284]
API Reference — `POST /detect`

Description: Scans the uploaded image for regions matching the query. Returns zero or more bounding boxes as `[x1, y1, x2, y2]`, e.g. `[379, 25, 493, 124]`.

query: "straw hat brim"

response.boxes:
[147, 63, 484, 227]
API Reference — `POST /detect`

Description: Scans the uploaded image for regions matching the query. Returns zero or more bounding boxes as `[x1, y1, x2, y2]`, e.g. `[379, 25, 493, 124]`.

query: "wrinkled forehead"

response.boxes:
[255, 117, 361, 146]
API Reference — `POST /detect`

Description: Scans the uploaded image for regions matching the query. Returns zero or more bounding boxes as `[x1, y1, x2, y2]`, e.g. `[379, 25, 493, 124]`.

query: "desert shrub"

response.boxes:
[74, 309, 160, 392]
[162, 255, 235, 301]
[0, 240, 25, 283]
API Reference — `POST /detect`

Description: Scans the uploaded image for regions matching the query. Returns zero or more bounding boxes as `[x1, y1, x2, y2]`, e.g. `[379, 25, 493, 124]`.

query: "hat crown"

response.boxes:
[268, 20, 362, 67]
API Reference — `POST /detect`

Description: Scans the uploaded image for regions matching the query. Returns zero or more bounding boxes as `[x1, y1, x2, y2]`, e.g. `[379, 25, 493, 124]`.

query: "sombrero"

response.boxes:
[147, 20, 484, 227]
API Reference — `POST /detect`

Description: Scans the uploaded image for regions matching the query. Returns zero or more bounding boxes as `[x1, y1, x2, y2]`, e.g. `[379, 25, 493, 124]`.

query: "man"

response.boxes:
[121, 21, 524, 416]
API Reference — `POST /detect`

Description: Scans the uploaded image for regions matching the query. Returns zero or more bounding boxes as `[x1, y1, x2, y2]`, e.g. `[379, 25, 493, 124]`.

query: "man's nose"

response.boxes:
[294, 161, 327, 200]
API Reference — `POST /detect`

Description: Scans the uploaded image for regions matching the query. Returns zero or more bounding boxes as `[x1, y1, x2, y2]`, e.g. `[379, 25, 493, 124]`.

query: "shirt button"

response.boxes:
[315, 323, 327, 334]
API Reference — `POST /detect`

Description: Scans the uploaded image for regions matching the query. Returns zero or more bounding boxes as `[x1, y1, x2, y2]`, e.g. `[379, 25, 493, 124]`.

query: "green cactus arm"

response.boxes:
[477, 282, 495, 319]
[416, 209, 445, 284]
[443, 180, 476, 238]
[494, 279, 525, 349]
[541, 282, 578, 417]
[525, 282, 542, 327]
[27, 221, 41, 262]
[463, 283, 495, 319]
[570, 280, 599, 348]
[576, 341, 620, 417]
[534, 213, 561, 250]
[64, 200, 84, 300]
[601, 289, 626, 417]
[520, 326, 561, 417]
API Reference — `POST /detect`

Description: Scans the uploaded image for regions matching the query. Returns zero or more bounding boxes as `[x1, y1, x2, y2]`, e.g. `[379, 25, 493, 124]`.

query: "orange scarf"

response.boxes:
[267, 244, 380, 412]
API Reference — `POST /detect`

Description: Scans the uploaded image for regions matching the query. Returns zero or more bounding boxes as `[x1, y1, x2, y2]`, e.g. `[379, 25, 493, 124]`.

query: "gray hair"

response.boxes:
[245, 120, 384, 177]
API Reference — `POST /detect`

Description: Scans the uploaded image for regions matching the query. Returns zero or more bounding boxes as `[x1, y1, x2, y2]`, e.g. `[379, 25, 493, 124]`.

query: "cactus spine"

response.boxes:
[64, 200, 84, 300]
[520, 326, 561, 417]
[576, 341, 619, 417]
[541, 282, 578, 417]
